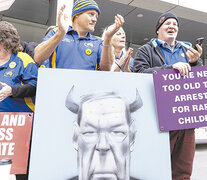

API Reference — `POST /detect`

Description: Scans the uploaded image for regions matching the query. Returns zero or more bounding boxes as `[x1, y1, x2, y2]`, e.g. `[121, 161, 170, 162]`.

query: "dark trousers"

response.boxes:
[170, 129, 195, 180]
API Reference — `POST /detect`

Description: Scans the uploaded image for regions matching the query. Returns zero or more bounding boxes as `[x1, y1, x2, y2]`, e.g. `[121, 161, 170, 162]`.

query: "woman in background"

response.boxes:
[102, 27, 134, 72]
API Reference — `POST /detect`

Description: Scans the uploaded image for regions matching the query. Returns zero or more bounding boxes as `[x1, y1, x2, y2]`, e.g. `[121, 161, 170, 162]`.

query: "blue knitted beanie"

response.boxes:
[72, 0, 101, 22]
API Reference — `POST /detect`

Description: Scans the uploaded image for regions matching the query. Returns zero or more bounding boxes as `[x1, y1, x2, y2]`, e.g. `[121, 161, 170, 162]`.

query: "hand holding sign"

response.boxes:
[172, 62, 191, 76]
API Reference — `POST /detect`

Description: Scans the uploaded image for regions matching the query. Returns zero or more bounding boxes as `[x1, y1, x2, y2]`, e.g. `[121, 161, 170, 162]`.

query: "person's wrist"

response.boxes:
[103, 44, 111, 47]
[115, 62, 121, 70]
[124, 66, 131, 72]
[102, 39, 112, 48]
[8, 86, 12, 96]
[56, 29, 66, 38]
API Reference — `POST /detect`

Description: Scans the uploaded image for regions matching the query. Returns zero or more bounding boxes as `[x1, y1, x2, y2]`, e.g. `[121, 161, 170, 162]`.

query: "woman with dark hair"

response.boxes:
[0, 21, 38, 111]
[0, 21, 38, 180]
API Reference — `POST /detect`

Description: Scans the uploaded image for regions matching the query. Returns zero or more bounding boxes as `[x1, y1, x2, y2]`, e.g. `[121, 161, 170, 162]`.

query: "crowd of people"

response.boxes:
[0, 0, 203, 180]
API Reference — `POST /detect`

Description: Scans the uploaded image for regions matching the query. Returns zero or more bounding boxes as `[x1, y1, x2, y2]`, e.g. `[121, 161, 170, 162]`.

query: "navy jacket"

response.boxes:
[133, 39, 203, 73]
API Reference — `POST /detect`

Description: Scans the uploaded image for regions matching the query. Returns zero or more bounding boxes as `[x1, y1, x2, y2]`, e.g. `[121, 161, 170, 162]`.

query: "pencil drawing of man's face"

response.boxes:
[73, 98, 135, 180]
[65, 88, 143, 180]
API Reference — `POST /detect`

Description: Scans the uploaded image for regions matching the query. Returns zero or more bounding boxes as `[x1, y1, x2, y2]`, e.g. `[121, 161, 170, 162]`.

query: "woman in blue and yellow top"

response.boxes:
[0, 21, 38, 112]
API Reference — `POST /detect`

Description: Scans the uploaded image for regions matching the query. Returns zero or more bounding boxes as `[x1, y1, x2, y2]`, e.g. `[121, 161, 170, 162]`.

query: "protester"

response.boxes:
[102, 27, 134, 72]
[0, 21, 38, 180]
[20, 40, 38, 59]
[133, 12, 203, 180]
[0, 21, 38, 111]
[34, 0, 124, 71]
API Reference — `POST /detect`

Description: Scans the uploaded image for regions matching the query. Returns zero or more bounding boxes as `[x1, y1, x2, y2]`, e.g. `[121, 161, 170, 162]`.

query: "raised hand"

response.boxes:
[57, 4, 70, 36]
[114, 48, 133, 72]
[104, 14, 125, 39]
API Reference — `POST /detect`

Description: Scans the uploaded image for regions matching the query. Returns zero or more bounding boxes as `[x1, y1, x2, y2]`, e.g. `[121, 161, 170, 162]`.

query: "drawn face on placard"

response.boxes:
[73, 97, 134, 180]
[65, 88, 143, 180]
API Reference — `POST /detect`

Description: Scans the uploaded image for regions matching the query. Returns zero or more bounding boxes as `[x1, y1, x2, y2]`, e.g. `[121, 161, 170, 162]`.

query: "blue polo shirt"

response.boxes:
[0, 52, 38, 112]
[156, 39, 189, 65]
[43, 26, 103, 70]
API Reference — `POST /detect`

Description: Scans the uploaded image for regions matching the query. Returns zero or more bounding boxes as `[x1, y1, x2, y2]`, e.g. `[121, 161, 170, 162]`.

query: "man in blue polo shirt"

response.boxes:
[34, 0, 124, 70]
[134, 12, 203, 180]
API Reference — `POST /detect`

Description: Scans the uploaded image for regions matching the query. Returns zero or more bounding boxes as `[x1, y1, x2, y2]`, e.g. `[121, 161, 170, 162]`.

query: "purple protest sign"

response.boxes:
[153, 66, 207, 132]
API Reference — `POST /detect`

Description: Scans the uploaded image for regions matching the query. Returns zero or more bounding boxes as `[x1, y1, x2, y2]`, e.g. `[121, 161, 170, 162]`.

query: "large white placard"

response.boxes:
[29, 69, 171, 180]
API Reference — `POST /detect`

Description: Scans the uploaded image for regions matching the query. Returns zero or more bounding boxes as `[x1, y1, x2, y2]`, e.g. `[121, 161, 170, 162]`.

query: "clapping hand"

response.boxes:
[57, 4, 70, 36]
[116, 48, 133, 72]
[104, 14, 125, 39]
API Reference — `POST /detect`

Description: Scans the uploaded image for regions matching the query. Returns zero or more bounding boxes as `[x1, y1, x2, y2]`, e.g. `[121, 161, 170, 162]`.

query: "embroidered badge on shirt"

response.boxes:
[84, 42, 94, 47]
[9, 61, 16, 69]
[85, 49, 92, 55]
[4, 71, 13, 77]
[40, 65, 46, 68]
[62, 38, 74, 43]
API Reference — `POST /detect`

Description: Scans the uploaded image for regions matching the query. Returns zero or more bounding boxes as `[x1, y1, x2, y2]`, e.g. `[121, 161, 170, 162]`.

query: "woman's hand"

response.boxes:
[0, 82, 12, 102]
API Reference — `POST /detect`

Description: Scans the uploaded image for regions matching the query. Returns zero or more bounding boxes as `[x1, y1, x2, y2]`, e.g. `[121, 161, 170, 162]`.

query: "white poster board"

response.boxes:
[29, 69, 171, 180]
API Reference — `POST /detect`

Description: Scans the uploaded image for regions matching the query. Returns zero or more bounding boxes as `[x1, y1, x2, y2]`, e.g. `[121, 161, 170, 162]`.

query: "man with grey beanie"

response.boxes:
[134, 12, 203, 180]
